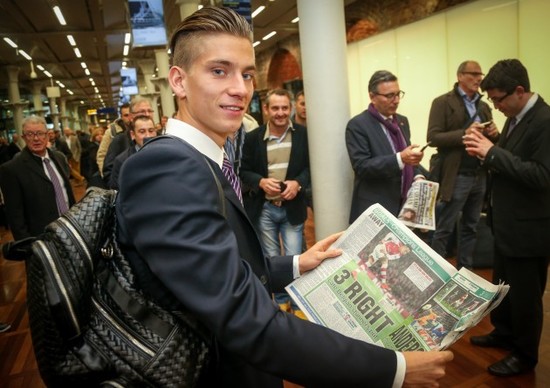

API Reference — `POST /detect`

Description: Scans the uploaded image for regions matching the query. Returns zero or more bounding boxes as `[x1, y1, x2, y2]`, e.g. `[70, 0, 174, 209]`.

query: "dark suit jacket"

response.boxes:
[0, 147, 75, 240]
[427, 86, 492, 201]
[116, 136, 397, 388]
[240, 124, 310, 226]
[346, 110, 421, 222]
[102, 131, 132, 186]
[484, 96, 550, 257]
[109, 144, 137, 190]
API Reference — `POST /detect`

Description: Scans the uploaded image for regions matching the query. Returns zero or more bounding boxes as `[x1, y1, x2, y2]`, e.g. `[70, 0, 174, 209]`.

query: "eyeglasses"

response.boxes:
[23, 131, 48, 139]
[132, 109, 155, 115]
[461, 71, 485, 77]
[374, 90, 405, 100]
[487, 92, 512, 105]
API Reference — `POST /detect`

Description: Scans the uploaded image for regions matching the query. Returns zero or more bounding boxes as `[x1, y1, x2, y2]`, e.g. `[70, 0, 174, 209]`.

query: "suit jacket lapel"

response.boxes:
[21, 149, 50, 182]
[366, 112, 395, 154]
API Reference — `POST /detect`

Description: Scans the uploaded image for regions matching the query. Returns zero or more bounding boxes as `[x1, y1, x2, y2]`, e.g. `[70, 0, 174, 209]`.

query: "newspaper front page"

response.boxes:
[397, 179, 439, 231]
[286, 204, 509, 351]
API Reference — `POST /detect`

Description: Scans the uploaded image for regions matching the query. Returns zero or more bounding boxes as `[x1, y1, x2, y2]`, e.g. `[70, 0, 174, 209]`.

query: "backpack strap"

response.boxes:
[141, 135, 226, 217]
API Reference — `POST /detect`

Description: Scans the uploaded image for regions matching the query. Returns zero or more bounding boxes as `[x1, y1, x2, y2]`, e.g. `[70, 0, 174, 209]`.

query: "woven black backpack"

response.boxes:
[10, 187, 210, 387]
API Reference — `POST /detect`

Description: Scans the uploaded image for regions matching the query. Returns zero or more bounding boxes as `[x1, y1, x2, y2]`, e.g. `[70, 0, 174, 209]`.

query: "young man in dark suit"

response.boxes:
[464, 59, 550, 377]
[116, 6, 451, 387]
[0, 116, 75, 241]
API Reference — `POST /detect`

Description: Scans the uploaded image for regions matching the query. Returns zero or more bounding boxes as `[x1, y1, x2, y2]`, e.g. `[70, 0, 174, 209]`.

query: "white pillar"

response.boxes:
[6, 66, 26, 135]
[155, 49, 176, 117]
[32, 81, 47, 117]
[297, 0, 353, 239]
[59, 98, 69, 130]
[175, 0, 200, 21]
[49, 97, 60, 132]
[138, 59, 160, 123]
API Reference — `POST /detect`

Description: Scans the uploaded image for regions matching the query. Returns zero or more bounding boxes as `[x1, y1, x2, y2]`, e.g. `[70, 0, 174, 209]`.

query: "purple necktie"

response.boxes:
[43, 158, 69, 215]
[222, 155, 243, 204]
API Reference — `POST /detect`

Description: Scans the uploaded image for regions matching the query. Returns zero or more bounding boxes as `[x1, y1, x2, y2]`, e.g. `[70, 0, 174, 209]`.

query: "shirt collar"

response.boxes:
[457, 85, 480, 103]
[263, 121, 294, 141]
[514, 93, 538, 124]
[165, 118, 224, 168]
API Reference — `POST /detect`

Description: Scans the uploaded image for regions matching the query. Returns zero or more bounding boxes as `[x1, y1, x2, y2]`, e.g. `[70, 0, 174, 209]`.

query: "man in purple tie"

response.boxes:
[346, 70, 425, 223]
[0, 116, 75, 241]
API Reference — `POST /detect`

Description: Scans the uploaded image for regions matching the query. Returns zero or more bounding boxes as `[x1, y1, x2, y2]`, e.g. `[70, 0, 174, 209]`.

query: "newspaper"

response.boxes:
[397, 179, 439, 231]
[286, 204, 509, 351]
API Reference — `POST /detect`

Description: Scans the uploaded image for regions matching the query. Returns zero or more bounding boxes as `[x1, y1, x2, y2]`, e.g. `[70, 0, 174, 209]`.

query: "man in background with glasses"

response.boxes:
[102, 98, 154, 186]
[346, 70, 425, 223]
[427, 60, 497, 270]
[0, 116, 75, 241]
[464, 58, 550, 377]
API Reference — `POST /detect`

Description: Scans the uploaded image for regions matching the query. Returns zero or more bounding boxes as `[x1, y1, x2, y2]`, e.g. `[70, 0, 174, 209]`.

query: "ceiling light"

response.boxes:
[3, 37, 18, 48]
[74, 48, 82, 58]
[18, 49, 32, 60]
[123, 44, 129, 56]
[53, 6, 67, 26]
[124, 33, 131, 44]
[198, 5, 203, 10]
[44, 70, 53, 78]
[251, 6, 265, 18]
[67, 35, 76, 46]
[56, 81, 65, 88]
[80, 62, 87, 69]
[67, 89, 74, 95]
[122, 61, 127, 67]
[37, 64, 45, 71]
[291, 17, 299, 23]
[253, 41, 261, 48]
[262, 31, 277, 41]
[84, 68, 90, 76]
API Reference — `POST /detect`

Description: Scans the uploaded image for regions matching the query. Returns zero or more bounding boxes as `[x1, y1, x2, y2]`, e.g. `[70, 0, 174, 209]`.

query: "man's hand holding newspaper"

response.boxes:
[287, 204, 509, 352]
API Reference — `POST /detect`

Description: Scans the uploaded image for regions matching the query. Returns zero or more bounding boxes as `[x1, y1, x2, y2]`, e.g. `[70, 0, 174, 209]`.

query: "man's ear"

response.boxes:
[168, 66, 186, 98]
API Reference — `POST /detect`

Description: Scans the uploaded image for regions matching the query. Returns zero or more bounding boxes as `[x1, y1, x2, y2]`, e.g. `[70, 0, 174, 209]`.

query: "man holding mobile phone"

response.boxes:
[427, 60, 498, 270]
[346, 70, 426, 223]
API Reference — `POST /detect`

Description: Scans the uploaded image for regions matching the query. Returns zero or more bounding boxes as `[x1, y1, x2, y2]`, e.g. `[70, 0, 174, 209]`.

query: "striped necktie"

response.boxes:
[222, 155, 243, 204]
[43, 158, 69, 215]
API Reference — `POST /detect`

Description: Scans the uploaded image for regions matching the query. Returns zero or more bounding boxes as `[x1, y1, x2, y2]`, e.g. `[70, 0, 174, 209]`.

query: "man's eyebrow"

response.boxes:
[207, 59, 256, 71]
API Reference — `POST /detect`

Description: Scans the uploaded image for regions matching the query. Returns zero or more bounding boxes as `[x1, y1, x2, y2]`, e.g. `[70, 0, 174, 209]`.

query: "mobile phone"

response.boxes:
[480, 120, 493, 128]
[420, 142, 431, 152]
[279, 181, 287, 192]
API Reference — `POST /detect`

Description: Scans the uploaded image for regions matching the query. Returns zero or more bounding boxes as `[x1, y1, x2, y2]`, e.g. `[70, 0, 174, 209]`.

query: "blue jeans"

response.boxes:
[431, 173, 486, 269]
[258, 201, 304, 308]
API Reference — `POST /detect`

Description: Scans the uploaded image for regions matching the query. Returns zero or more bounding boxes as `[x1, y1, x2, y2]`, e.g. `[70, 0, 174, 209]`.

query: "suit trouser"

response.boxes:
[490, 249, 549, 365]
[69, 158, 85, 182]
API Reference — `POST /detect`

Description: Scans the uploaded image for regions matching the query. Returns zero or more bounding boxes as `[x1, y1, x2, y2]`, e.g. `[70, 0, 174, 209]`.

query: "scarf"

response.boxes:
[367, 103, 413, 200]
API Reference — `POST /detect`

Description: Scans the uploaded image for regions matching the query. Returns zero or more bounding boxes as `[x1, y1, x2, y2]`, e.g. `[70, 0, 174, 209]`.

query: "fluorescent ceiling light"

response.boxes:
[74, 48, 82, 58]
[123, 44, 129, 56]
[253, 41, 261, 48]
[124, 33, 131, 44]
[37, 64, 45, 71]
[44, 70, 53, 78]
[3, 37, 18, 48]
[67, 89, 74, 95]
[67, 35, 76, 46]
[53, 6, 67, 25]
[18, 50, 32, 60]
[292, 17, 299, 23]
[80, 62, 87, 69]
[262, 31, 277, 41]
[56, 81, 65, 88]
[252, 6, 265, 18]
[122, 61, 127, 67]
[84, 68, 90, 76]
